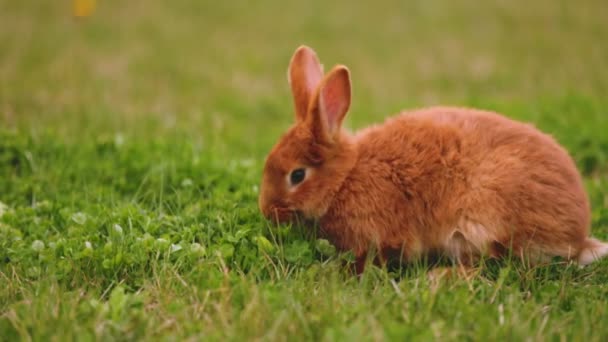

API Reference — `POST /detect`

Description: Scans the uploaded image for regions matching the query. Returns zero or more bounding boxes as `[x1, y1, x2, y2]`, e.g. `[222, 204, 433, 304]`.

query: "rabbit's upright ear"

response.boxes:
[309, 65, 351, 143]
[288, 46, 324, 122]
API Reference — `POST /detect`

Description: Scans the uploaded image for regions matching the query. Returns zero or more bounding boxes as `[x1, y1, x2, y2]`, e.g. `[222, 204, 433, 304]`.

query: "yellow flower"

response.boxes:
[73, 0, 96, 18]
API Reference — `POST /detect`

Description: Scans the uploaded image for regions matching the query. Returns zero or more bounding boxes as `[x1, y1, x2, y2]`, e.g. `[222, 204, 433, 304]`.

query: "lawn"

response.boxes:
[2, 0, 608, 340]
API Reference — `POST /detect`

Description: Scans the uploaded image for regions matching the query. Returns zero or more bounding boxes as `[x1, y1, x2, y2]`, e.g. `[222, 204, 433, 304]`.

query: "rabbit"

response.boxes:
[258, 45, 608, 274]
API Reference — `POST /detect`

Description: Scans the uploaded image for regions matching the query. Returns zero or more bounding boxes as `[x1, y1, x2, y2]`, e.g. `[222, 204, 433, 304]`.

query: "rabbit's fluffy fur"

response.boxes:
[259, 46, 608, 273]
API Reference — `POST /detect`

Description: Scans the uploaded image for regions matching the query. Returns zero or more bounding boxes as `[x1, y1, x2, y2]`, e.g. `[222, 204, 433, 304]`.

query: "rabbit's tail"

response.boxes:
[578, 238, 608, 265]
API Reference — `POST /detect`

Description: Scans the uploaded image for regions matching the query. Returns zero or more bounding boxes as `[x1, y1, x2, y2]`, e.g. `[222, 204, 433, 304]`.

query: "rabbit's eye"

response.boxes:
[289, 168, 306, 186]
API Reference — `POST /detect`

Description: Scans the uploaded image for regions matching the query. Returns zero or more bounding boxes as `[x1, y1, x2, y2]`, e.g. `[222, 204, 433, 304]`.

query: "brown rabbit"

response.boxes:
[258, 45, 608, 273]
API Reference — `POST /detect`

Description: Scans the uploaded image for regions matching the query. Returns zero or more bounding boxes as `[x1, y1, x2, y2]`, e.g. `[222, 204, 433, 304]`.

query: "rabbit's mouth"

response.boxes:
[264, 205, 298, 224]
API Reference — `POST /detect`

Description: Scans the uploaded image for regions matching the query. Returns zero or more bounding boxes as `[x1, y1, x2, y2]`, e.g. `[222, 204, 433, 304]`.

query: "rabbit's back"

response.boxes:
[348, 107, 590, 262]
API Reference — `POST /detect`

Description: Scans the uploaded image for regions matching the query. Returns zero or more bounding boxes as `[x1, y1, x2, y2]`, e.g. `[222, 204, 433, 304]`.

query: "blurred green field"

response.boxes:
[2, 0, 608, 340]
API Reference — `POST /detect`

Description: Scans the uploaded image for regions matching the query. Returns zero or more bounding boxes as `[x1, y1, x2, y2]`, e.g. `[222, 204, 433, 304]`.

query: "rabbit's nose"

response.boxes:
[258, 188, 276, 220]
[259, 191, 292, 223]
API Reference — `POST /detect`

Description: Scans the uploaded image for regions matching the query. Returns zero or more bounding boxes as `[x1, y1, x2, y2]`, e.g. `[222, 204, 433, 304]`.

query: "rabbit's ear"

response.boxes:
[288, 45, 324, 122]
[309, 65, 351, 142]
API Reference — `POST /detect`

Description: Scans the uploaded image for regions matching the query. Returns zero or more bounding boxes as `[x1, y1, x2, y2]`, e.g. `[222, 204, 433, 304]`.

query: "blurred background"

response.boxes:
[1, 0, 607, 155]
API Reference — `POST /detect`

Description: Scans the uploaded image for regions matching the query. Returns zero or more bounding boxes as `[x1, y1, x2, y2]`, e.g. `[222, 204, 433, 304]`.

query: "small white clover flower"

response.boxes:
[191, 243, 204, 253]
[71, 212, 87, 225]
[31, 240, 45, 252]
[113, 224, 123, 235]
[170, 244, 183, 253]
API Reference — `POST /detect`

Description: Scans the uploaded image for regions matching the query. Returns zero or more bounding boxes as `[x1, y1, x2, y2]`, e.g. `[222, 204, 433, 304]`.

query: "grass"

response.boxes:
[2, 0, 608, 340]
